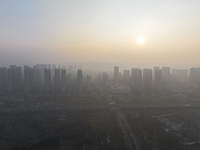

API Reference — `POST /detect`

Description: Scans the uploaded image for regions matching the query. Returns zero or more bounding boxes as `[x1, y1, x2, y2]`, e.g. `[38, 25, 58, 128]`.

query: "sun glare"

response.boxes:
[137, 36, 145, 44]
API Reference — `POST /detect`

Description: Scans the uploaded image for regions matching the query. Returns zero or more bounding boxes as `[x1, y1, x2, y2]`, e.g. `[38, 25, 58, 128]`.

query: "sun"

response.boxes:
[137, 36, 145, 44]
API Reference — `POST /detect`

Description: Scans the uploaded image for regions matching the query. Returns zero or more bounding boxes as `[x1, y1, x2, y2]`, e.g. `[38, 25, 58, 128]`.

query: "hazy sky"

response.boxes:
[1, 0, 200, 66]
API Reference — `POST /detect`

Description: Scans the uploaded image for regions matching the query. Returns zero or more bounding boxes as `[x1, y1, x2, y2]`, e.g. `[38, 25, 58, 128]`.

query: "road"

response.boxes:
[117, 113, 136, 150]
[117, 113, 145, 150]
[96, 85, 145, 150]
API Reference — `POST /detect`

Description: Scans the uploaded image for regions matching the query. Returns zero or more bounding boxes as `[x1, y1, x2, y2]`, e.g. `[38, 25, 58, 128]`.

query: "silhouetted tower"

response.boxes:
[54, 68, 61, 91]
[24, 66, 34, 92]
[45, 69, 51, 92]
[16, 67, 23, 90]
[123, 70, 130, 85]
[36, 64, 48, 82]
[153, 67, 161, 90]
[61, 69, 67, 92]
[0, 67, 7, 91]
[114, 66, 119, 83]
[77, 69, 83, 93]
[189, 67, 200, 87]
[33, 66, 42, 91]
[7, 65, 17, 92]
[131, 68, 142, 90]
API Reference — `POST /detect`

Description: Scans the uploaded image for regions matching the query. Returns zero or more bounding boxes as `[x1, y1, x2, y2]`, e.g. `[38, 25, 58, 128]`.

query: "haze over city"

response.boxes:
[1, 0, 200, 67]
[2, 1, 200, 150]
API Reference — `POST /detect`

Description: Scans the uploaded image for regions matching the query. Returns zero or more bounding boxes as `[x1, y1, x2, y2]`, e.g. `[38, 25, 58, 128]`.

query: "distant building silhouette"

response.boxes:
[51, 64, 56, 83]
[131, 68, 142, 90]
[77, 69, 83, 93]
[114, 66, 119, 83]
[33, 66, 42, 91]
[36, 64, 48, 82]
[61, 69, 67, 92]
[54, 68, 61, 91]
[153, 67, 161, 90]
[45, 69, 51, 92]
[123, 70, 130, 85]
[24, 66, 34, 92]
[7, 65, 17, 92]
[0, 67, 7, 91]
[16, 67, 23, 90]
[189, 67, 200, 87]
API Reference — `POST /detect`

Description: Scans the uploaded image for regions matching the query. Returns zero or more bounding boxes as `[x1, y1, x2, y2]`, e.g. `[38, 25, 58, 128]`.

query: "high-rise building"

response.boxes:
[36, 64, 47, 82]
[143, 68, 153, 89]
[131, 68, 142, 90]
[51, 64, 56, 82]
[45, 69, 51, 92]
[123, 70, 130, 85]
[24, 66, 34, 92]
[54, 68, 61, 91]
[114, 66, 119, 82]
[7, 65, 16, 92]
[7, 65, 23, 92]
[189, 67, 200, 86]
[0, 67, 7, 91]
[33, 66, 42, 90]
[66, 73, 72, 91]
[16, 67, 23, 90]
[61, 69, 67, 92]
[77, 69, 83, 93]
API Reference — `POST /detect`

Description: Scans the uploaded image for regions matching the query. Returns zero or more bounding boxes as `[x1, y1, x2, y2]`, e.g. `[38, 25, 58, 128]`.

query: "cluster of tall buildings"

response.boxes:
[0, 64, 83, 93]
[113, 66, 200, 91]
[1, 64, 200, 94]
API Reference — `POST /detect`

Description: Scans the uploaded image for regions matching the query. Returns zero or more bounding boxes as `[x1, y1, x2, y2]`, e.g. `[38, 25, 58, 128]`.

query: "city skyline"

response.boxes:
[1, 63, 199, 92]
[1, 0, 200, 66]
[1, 2, 200, 148]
